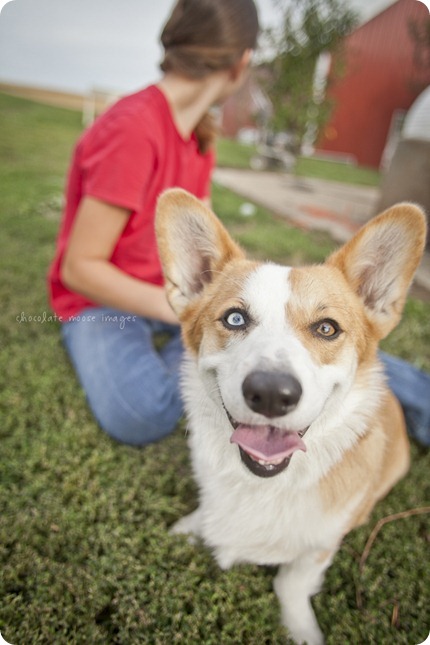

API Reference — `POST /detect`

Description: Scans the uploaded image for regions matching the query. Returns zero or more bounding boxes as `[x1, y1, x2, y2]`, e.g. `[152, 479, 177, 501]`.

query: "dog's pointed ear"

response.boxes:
[156, 188, 244, 317]
[327, 203, 427, 338]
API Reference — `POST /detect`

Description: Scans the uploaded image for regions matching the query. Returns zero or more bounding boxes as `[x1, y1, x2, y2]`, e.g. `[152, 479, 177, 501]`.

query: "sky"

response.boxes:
[0, 0, 415, 96]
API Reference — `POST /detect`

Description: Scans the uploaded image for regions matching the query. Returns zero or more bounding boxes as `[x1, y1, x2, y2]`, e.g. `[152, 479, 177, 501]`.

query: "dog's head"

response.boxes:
[156, 189, 426, 478]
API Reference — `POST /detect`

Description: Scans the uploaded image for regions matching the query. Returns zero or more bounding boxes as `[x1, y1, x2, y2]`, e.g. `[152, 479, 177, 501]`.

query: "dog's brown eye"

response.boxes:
[319, 322, 335, 336]
[312, 319, 341, 339]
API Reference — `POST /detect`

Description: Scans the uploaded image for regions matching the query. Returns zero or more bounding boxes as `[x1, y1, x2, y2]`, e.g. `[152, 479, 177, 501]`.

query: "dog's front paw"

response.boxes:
[285, 621, 324, 645]
[274, 567, 325, 645]
[278, 602, 324, 645]
[170, 509, 202, 544]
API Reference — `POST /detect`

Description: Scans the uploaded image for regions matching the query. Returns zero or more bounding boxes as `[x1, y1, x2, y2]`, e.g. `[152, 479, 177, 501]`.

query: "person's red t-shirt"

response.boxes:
[48, 84, 214, 320]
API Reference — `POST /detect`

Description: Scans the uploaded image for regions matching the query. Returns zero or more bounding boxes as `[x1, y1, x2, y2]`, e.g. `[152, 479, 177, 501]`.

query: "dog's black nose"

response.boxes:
[242, 371, 302, 418]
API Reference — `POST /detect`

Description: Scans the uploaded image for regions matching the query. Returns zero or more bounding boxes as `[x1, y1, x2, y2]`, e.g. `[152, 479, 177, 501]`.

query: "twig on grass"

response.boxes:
[355, 506, 430, 609]
[391, 601, 400, 628]
[359, 506, 430, 573]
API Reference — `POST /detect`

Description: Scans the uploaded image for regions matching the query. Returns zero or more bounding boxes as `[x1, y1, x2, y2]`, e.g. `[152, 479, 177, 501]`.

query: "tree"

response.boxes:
[260, 0, 358, 152]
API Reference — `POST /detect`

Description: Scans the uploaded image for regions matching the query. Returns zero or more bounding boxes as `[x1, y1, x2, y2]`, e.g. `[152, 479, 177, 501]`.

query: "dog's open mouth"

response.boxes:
[225, 410, 307, 478]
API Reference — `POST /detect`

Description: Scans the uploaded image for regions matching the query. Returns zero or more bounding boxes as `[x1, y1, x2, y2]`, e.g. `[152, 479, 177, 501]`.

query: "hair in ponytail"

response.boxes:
[160, 0, 259, 153]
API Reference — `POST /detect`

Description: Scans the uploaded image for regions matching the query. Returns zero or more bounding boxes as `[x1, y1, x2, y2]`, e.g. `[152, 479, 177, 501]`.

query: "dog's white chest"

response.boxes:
[195, 467, 349, 570]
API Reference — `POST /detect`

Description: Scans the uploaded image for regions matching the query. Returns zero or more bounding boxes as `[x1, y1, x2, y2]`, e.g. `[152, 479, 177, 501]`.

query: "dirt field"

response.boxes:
[0, 82, 86, 109]
[0, 82, 118, 120]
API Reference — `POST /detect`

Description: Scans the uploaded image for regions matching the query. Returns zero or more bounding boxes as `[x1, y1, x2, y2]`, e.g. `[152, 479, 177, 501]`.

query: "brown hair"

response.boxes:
[160, 0, 259, 153]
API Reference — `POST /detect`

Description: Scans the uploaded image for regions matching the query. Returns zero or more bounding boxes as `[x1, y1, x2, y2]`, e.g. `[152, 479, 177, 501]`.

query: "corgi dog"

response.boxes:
[155, 189, 426, 645]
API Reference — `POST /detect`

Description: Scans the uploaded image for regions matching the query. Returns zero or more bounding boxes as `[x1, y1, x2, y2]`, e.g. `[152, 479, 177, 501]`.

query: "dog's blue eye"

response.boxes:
[222, 309, 248, 330]
[228, 312, 245, 326]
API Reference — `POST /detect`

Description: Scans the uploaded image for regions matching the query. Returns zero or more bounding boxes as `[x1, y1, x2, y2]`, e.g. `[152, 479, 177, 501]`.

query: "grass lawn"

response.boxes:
[295, 156, 381, 187]
[1, 92, 429, 644]
[216, 138, 381, 187]
[216, 137, 258, 170]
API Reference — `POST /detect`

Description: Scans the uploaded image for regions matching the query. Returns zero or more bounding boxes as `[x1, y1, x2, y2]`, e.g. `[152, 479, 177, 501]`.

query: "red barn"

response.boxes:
[317, 0, 430, 168]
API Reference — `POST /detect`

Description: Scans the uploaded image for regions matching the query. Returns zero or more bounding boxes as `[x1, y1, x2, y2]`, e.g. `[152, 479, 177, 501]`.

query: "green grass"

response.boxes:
[216, 137, 257, 169]
[217, 137, 381, 187]
[212, 183, 337, 266]
[295, 156, 381, 187]
[1, 92, 429, 645]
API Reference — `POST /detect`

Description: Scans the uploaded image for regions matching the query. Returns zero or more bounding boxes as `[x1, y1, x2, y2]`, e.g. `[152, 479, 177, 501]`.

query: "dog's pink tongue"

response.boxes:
[230, 425, 306, 461]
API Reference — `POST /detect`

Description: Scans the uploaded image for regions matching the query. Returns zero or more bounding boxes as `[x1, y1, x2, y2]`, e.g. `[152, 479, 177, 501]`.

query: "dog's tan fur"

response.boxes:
[320, 390, 409, 527]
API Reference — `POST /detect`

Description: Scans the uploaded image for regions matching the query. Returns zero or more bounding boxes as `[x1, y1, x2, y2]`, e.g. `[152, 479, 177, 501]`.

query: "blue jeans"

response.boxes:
[381, 352, 430, 447]
[62, 308, 430, 447]
[62, 307, 184, 446]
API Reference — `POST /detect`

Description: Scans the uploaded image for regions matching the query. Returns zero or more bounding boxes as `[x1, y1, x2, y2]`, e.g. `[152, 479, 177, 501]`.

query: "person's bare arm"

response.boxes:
[61, 196, 178, 324]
